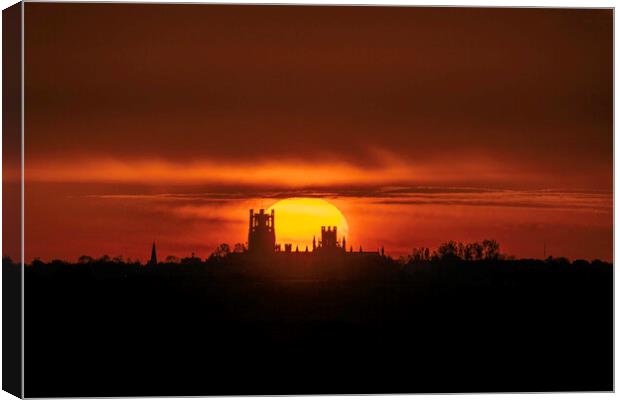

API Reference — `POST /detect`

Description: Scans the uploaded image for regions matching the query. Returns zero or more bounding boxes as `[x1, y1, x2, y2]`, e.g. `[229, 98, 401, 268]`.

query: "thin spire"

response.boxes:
[149, 241, 157, 265]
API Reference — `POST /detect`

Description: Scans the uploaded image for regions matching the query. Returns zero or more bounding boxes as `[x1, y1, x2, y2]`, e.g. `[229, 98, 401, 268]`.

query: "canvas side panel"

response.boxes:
[2, 2, 23, 398]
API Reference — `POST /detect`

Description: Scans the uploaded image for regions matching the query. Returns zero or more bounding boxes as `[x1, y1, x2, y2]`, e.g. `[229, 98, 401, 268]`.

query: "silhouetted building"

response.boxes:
[248, 209, 276, 253]
[244, 208, 380, 258]
[149, 242, 157, 265]
[317, 226, 345, 253]
[321, 226, 338, 248]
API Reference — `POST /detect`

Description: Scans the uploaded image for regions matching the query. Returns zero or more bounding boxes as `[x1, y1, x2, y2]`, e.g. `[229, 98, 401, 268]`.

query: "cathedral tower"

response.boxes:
[248, 209, 276, 253]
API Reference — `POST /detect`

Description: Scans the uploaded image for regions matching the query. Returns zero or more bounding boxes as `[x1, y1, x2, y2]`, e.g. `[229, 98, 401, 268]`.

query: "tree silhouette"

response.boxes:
[165, 255, 179, 263]
[438, 240, 459, 260]
[464, 242, 483, 261]
[482, 239, 500, 260]
[408, 239, 507, 263]
[411, 247, 431, 261]
[233, 243, 247, 253]
[78, 255, 94, 264]
[211, 243, 231, 259]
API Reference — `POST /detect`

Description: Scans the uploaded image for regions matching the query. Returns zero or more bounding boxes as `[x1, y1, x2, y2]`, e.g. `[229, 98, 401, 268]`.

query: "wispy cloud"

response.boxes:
[85, 185, 611, 214]
[23, 149, 544, 189]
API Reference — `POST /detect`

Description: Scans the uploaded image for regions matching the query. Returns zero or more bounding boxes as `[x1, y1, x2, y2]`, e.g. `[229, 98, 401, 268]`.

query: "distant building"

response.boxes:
[316, 226, 345, 253]
[149, 242, 157, 265]
[245, 208, 382, 258]
[248, 209, 276, 253]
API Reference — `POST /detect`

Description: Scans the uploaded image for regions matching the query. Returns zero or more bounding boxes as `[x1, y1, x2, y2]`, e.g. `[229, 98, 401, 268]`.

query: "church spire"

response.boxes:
[149, 242, 157, 266]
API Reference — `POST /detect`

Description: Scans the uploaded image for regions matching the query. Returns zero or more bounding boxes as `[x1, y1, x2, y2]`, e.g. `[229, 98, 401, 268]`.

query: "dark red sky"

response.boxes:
[15, 4, 613, 262]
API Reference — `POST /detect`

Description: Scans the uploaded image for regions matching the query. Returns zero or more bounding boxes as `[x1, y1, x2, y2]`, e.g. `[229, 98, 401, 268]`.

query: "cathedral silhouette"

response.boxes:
[149, 207, 384, 262]
[247, 208, 382, 256]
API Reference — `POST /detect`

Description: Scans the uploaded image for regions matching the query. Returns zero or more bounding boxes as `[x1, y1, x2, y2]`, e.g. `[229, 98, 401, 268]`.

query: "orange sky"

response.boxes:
[6, 4, 613, 262]
[20, 181, 612, 262]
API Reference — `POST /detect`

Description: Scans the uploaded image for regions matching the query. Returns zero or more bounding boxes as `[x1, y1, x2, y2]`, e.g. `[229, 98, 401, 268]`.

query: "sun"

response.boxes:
[267, 198, 349, 250]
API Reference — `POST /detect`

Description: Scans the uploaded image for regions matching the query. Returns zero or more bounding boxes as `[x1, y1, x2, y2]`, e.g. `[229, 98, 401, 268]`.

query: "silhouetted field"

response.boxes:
[12, 254, 612, 396]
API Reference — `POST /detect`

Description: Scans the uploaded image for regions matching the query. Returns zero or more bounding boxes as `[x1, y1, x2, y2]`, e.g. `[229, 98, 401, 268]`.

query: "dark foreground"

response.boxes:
[17, 254, 613, 396]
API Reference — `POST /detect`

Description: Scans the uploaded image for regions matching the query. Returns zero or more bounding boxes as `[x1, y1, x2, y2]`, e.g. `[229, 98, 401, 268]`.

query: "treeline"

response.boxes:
[10, 242, 243, 268]
[401, 239, 610, 269]
[3, 238, 611, 268]
[406, 239, 502, 262]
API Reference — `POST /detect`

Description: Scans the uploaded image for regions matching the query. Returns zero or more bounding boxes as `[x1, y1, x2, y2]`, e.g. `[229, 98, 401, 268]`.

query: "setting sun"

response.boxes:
[267, 198, 349, 250]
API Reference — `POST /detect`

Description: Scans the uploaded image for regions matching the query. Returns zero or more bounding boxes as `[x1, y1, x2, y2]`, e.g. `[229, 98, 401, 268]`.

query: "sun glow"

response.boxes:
[267, 198, 349, 250]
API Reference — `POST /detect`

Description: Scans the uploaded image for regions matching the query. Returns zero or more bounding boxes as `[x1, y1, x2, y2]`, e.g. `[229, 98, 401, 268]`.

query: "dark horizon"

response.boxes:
[18, 234, 613, 396]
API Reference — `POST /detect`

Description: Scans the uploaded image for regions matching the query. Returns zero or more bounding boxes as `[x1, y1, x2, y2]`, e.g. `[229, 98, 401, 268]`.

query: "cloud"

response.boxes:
[24, 5, 611, 193]
[84, 184, 611, 214]
[25, 148, 561, 192]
